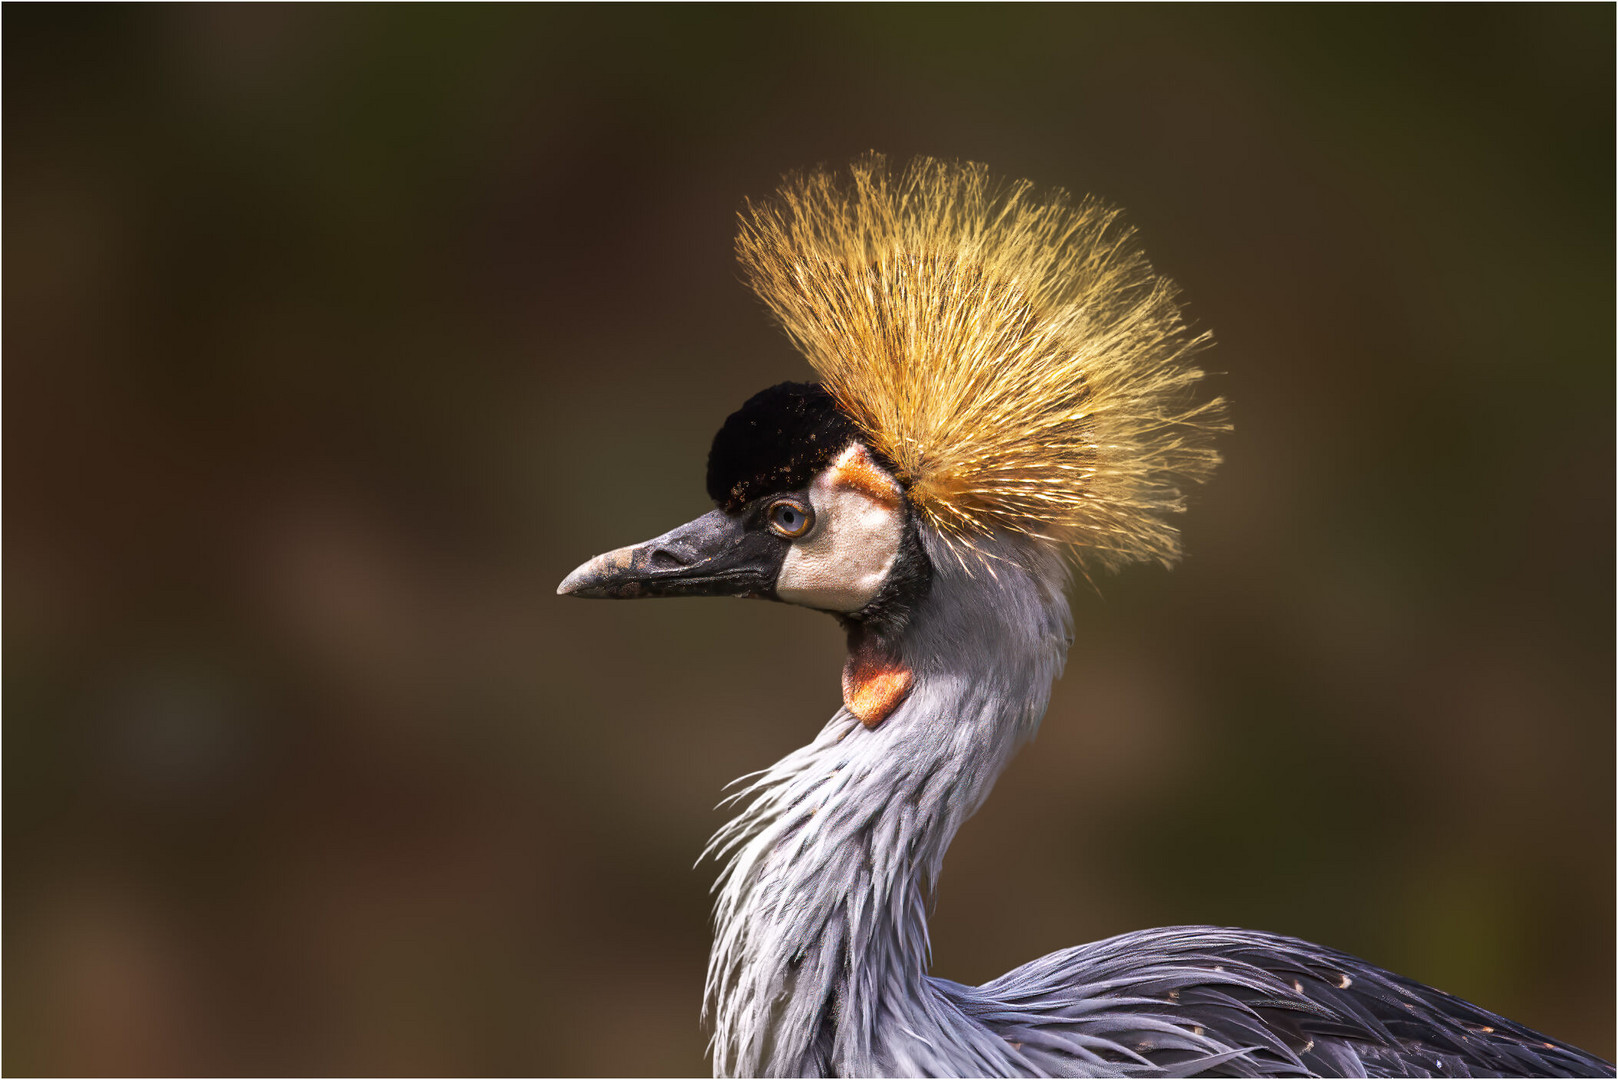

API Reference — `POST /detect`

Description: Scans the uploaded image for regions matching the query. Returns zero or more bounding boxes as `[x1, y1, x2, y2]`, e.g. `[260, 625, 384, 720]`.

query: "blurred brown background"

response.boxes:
[6, 5, 1613, 1076]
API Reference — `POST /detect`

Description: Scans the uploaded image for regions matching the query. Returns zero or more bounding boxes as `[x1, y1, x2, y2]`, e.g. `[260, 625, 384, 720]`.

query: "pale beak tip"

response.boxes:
[557, 559, 597, 597]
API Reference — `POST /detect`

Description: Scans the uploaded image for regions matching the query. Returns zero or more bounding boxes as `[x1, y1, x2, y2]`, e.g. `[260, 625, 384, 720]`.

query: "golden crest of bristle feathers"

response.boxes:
[736, 154, 1228, 571]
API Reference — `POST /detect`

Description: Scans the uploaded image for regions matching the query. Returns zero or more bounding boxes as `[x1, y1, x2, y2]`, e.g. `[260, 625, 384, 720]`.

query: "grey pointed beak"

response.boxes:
[558, 509, 785, 600]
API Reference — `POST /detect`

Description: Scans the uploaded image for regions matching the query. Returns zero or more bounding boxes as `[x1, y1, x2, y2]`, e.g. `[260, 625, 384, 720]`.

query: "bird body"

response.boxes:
[702, 527, 1067, 1076]
[559, 158, 1612, 1077]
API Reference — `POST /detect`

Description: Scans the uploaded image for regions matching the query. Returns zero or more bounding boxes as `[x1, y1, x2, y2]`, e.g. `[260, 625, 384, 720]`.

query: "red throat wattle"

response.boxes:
[841, 640, 914, 729]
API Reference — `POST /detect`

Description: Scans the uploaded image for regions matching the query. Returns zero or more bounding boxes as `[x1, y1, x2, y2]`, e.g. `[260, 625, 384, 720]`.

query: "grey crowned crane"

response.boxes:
[558, 157, 1613, 1078]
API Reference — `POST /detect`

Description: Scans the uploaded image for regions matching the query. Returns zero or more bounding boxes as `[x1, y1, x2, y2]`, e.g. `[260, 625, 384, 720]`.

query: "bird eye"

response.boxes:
[767, 499, 814, 539]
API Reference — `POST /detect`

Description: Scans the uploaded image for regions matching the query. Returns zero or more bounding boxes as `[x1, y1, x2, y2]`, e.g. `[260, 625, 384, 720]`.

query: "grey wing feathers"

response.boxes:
[935, 926, 1613, 1078]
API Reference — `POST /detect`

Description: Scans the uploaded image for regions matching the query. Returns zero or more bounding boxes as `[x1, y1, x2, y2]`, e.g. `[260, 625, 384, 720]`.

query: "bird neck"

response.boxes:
[705, 532, 1073, 1077]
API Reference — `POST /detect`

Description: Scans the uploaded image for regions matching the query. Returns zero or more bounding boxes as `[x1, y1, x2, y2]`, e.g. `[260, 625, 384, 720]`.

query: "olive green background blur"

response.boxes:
[6, 5, 1613, 1076]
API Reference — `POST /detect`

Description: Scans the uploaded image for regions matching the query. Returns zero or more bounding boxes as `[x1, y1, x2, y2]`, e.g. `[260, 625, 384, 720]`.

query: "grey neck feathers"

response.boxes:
[704, 531, 1074, 1077]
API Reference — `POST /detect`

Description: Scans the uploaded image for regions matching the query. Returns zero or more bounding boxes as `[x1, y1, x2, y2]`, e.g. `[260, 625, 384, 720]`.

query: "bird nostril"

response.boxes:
[647, 547, 692, 571]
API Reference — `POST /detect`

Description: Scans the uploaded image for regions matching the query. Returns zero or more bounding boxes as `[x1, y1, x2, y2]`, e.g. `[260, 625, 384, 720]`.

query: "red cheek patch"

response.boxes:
[828, 445, 902, 508]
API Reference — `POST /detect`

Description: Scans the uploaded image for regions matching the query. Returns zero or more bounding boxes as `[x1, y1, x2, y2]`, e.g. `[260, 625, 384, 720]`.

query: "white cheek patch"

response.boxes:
[775, 446, 903, 613]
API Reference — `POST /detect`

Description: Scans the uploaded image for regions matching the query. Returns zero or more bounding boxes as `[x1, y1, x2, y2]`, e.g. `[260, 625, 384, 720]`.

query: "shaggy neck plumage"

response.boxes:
[704, 532, 1073, 1077]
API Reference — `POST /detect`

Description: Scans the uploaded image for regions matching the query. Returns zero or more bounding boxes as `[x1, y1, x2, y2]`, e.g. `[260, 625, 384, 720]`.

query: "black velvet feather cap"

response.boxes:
[706, 382, 881, 512]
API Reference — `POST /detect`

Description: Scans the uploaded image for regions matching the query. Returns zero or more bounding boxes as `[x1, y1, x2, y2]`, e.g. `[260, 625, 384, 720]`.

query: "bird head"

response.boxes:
[558, 155, 1227, 722]
[557, 380, 931, 635]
